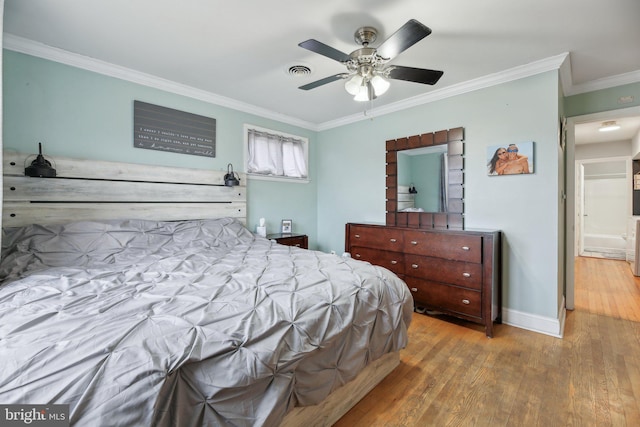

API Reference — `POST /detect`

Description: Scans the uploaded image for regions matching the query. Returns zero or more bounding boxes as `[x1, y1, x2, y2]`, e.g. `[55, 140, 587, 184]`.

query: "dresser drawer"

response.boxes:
[346, 223, 500, 337]
[404, 254, 482, 290]
[350, 246, 405, 275]
[403, 230, 482, 263]
[268, 233, 308, 249]
[349, 225, 404, 251]
[404, 277, 482, 318]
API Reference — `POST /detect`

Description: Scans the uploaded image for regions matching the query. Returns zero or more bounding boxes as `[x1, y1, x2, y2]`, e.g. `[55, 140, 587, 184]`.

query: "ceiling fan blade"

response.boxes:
[299, 73, 348, 90]
[388, 66, 444, 85]
[298, 39, 351, 63]
[376, 19, 432, 60]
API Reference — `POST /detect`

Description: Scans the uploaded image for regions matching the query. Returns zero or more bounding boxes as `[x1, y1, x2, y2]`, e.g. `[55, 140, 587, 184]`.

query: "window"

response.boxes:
[244, 125, 309, 182]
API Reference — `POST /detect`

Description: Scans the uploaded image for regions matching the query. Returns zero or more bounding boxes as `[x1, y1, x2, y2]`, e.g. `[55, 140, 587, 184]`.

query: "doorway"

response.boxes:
[565, 105, 640, 310]
[575, 157, 630, 260]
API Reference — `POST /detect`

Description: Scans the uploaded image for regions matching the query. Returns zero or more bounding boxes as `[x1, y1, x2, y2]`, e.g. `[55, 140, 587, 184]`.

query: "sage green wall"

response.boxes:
[557, 78, 567, 315]
[411, 153, 441, 211]
[564, 82, 640, 117]
[317, 72, 562, 319]
[397, 152, 441, 211]
[3, 49, 566, 321]
[2, 50, 318, 246]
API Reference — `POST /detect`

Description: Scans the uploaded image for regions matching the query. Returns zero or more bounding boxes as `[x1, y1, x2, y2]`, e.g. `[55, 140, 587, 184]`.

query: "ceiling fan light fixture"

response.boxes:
[599, 121, 621, 132]
[354, 81, 376, 102]
[370, 75, 390, 96]
[298, 20, 443, 100]
[344, 75, 363, 95]
[353, 84, 370, 102]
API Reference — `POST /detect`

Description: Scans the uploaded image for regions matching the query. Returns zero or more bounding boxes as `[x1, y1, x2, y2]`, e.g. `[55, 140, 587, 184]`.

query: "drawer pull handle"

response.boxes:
[390, 238, 397, 243]
[411, 241, 418, 245]
[462, 299, 470, 305]
[295, 244, 301, 247]
[463, 272, 471, 277]
[410, 288, 418, 292]
[391, 260, 398, 265]
[461, 246, 470, 251]
[355, 234, 361, 238]
[411, 264, 419, 269]
[355, 254, 361, 258]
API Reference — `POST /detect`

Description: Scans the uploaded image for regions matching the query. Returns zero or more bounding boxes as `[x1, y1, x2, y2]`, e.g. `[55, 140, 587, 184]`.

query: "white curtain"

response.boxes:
[247, 129, 307, 178]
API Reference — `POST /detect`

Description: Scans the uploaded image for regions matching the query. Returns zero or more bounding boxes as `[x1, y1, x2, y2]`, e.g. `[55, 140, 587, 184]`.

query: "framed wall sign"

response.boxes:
[133, 100, 216, 158]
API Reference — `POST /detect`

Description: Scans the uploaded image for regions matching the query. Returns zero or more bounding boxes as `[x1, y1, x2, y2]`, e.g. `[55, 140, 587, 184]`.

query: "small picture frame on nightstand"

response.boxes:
[281, 219, 292, 233]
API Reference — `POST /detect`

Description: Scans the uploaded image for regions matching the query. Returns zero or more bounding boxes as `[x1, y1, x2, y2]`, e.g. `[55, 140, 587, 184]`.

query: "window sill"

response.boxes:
[247, 173, 310, 184]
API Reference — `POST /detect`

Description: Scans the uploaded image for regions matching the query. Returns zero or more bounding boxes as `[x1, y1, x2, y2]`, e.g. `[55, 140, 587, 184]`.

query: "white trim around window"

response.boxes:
[243, 124, 310, 184]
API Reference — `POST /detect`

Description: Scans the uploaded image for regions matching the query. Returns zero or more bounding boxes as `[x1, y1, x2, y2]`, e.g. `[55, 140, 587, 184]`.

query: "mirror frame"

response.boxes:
[386, 127, 464, 229]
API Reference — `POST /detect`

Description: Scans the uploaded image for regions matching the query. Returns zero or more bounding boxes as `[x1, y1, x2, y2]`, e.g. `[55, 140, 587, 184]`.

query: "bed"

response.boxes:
[0, 151, 413, 426]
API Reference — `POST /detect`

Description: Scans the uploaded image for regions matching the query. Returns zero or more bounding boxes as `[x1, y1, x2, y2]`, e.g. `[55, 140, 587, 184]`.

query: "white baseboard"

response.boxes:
[501, 299, 566, 338]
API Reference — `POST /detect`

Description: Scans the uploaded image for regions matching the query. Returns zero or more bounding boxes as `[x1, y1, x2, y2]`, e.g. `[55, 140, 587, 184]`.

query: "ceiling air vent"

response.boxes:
[287, 65, 312, 77]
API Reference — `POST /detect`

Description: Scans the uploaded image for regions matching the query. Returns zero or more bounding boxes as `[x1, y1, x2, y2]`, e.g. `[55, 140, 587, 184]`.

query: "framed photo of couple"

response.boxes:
[487, 141, 534, 176]
[281, 219, 292, 233]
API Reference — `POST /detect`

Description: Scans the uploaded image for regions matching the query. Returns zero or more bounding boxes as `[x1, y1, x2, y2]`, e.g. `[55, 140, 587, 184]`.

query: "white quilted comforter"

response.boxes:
[0, 218, 412, 426]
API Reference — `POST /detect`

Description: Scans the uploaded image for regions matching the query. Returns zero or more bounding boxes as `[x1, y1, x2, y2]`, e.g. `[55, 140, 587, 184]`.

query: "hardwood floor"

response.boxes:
[574, 256, 640, 322]
[334, 256, 640, 426]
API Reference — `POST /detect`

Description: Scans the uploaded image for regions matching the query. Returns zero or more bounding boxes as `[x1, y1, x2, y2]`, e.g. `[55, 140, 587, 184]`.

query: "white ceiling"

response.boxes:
[3, 0, 640, 134]
[575, 116, 640, 145]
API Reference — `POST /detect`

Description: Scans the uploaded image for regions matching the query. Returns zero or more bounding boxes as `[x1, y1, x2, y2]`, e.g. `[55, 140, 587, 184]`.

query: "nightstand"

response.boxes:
[267, 233, 308, 249]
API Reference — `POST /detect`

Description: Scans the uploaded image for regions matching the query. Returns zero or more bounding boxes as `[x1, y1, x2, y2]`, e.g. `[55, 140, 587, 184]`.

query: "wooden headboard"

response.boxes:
[2, 151, 246, 228]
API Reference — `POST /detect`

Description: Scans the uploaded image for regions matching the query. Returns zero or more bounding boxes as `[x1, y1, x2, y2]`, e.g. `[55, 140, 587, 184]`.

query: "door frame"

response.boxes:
[565, 105, 640, 310]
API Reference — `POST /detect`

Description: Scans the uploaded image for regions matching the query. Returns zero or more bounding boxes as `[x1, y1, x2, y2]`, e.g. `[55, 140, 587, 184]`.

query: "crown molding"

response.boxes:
[318, 53, 570, 130]
[9, 34, 636, 132]
[565, 69, 640, 96]
[3, 34, 320, 131]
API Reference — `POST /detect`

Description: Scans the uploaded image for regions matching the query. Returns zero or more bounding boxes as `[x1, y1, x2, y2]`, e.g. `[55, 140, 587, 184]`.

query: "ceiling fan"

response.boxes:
[298, 19, 443, 102]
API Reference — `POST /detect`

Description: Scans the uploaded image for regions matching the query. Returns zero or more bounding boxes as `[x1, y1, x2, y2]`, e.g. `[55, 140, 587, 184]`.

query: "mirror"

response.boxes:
[385, 127, 464, 230]
[397, 145, 448, 213]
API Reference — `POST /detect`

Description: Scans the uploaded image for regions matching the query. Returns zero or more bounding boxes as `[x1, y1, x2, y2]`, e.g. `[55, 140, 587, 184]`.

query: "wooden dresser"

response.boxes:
[345, 223, 501, 337]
